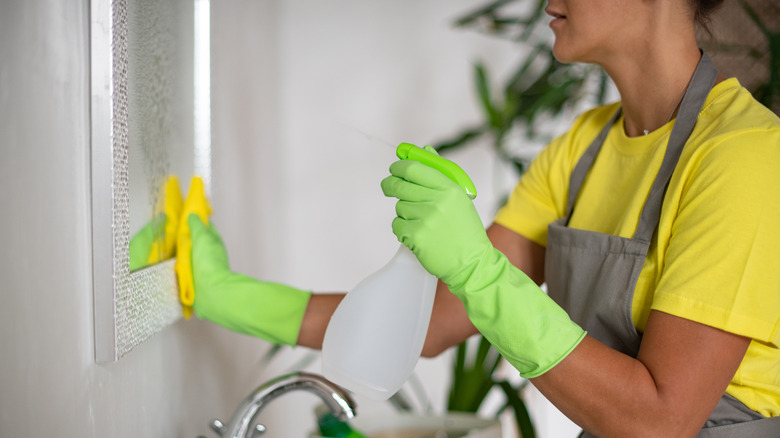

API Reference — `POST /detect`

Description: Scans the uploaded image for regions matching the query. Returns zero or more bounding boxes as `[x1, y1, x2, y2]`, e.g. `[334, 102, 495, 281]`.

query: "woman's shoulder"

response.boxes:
[677, 79, 780, 194]
[699, 78, 780, 136]
[682, 78, 779, 168]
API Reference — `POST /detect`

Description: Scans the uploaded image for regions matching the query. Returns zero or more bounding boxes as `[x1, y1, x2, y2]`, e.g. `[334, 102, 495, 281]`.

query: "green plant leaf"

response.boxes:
[497, 380, 536, 438]
[596, 68, 610, 105]
[448, 340, 467, 410]
[454, 0, 518, 28]
[435, 126, 487, 154]
[504, 44, 547, 95]
[741, 1, 769, 37]
[519, 0, 547, 41]
[447, 336, 502, 413]
[511, 158, 525, 176]
[475, 62, 502, 129]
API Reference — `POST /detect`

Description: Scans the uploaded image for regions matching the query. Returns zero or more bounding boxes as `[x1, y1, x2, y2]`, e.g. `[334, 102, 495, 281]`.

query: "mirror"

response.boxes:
[90, 0, 211, 362]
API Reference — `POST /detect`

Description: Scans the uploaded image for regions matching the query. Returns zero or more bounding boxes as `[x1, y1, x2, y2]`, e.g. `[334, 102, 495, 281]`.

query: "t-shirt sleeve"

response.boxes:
[651, 128, 780, 346]
[494, 110, 599, 246]
[494, 135, 568, 246]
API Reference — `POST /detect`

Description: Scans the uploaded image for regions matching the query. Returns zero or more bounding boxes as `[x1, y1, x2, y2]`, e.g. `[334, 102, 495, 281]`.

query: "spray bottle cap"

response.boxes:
[396, 142, 477, 199]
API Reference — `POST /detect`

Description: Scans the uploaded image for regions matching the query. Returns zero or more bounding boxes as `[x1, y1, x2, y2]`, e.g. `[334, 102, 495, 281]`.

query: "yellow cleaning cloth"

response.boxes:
[176, 176, 212, 318]
[147, 176, 183, 265]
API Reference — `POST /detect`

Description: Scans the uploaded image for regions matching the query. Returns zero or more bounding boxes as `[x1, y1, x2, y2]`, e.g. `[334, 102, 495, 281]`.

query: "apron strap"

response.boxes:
[564, 108, 622, 222]
[634, 52, 719, 243]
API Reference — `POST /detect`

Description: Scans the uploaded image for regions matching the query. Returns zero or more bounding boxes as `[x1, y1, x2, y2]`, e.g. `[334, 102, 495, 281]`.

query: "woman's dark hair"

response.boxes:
[691, 0, 725, 32]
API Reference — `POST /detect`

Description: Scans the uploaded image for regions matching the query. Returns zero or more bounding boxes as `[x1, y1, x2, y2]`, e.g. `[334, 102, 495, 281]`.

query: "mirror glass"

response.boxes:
[90, 0, 210, 362]
[128, 0, 202, 271]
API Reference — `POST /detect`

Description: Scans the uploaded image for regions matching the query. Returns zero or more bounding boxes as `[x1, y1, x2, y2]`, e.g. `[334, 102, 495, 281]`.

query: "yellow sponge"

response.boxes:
[176, 176, 212, 318]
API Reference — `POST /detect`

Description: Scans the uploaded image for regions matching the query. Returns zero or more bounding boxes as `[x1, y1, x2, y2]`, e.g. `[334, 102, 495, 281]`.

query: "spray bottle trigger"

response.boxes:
[396, 142, 477, 199]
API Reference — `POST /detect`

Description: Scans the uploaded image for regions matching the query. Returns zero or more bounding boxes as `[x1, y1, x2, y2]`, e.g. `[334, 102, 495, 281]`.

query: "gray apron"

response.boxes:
[544, 53, 780, 437]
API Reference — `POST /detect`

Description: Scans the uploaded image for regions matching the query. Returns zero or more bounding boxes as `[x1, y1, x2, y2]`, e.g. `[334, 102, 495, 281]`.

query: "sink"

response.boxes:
[311, 412, 501, 438]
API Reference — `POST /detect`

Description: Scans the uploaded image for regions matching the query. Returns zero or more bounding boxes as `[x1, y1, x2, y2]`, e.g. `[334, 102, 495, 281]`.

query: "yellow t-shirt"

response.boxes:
[494, 78, 780, 417]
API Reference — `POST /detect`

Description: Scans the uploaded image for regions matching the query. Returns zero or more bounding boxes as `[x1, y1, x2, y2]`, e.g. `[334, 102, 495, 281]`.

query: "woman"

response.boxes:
[188, 0, 780, 435]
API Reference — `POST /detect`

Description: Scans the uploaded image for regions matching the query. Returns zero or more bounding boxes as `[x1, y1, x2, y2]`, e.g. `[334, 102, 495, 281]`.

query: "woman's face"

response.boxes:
[546, 0, 649, 64]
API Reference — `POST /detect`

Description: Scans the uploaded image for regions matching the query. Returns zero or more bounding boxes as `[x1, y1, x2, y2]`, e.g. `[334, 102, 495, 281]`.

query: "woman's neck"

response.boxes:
[599, 29, 703, 137]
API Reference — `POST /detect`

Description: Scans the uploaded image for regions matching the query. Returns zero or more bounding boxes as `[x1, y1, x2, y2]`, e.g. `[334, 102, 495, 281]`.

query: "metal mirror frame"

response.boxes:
[90, 0, 209, 362]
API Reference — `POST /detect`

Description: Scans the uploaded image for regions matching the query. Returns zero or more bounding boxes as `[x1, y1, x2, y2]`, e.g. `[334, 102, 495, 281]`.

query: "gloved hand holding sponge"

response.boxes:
[381, 144, 586, 378]
[129, 176, 183, 271]
[130, 175, 311, 345]
[179, 177, 311, 345]
[186, 213, 311, 345]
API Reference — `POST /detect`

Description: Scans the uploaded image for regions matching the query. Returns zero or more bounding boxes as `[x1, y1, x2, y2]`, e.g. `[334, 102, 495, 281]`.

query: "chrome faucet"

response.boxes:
[206, 372, 357, 438]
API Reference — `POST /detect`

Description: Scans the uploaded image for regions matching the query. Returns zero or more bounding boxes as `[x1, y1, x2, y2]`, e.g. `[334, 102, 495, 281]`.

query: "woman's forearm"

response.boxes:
[531, 311, 750, 438]
[295, 287, 477, 357]
[422, 280, 479, 357]
[296, 293, 344, 349]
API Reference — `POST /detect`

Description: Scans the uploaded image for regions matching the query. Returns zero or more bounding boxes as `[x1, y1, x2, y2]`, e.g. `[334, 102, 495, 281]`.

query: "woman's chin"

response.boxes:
[551, 44, 575, 64]
[551, 41, 592, 65]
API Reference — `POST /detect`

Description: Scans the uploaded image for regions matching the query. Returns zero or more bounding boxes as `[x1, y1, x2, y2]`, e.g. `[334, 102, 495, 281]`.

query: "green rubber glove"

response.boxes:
[188, 214, 311, 345]
[129, 214, 166, 271]
[381, 158, 493, 287]
[129, 176, 184, 271]
[381, 157, 586, 378]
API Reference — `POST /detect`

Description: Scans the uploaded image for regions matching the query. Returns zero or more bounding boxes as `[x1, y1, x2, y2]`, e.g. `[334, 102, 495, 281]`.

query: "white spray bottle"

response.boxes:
[322, 143, 477, 400]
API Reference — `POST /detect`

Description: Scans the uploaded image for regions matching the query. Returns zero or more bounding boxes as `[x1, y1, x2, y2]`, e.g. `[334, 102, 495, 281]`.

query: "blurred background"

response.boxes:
[0, 0, 775, 437]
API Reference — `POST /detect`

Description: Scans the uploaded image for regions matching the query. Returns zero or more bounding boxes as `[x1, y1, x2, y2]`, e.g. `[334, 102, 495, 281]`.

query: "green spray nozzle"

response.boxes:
[396, 143, 477, 199]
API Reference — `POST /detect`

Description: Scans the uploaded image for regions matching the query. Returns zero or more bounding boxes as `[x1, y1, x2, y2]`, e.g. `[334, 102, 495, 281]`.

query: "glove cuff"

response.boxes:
[249, 280, 312, 346]
[450, 247, 586, 378]
[194, 274, 312, 346]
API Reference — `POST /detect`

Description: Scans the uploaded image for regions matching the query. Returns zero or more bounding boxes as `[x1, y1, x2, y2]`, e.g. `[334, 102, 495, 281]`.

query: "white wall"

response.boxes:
[0, 0, 581, 437]
[0, 1, 284, 437]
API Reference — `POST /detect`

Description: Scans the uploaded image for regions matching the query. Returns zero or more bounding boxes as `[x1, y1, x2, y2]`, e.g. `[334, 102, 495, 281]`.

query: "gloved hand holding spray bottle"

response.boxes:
[322, 143, 477, 401]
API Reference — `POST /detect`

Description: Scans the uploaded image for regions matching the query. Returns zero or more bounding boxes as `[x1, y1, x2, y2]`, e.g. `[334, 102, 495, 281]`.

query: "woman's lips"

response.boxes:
[545, 7, 566, 27]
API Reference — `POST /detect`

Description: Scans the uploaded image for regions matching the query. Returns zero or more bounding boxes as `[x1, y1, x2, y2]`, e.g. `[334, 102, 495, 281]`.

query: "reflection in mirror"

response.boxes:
[90, 0, 211, 362]
[128, 0, 196, 271]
